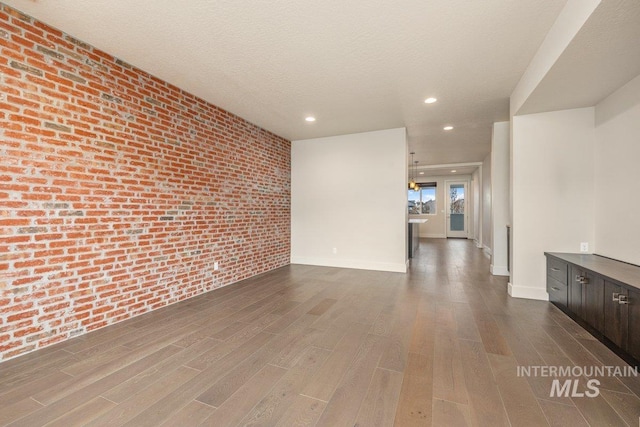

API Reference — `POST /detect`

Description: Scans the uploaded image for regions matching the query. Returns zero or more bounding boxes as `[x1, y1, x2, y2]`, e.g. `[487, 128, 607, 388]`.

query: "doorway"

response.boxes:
[446, 181, 468, 238]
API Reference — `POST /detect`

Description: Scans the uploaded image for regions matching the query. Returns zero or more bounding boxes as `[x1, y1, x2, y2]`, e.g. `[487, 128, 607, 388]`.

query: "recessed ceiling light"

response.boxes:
[443, 126, 453, 130]
[419, 172, 424, 175]
[424, 97, 437, 104]
[305, 116, 316, 122]
[451, 170, 457, 173]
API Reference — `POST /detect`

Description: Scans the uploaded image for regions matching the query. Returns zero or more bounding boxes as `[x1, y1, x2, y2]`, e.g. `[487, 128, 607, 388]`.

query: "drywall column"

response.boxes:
[291, 128, 407, 272]
[490, 122, 509, 275]
[509, 108, 595, 300]
[594, 74, 640, 265]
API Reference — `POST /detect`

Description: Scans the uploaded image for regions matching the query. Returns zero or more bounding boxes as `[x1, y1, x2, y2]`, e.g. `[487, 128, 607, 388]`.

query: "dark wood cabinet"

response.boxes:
[626, 287, 640, 361]
[546, 252, 640, 366]
[603, 280, 626, 348]
[546, 257, 568, 309]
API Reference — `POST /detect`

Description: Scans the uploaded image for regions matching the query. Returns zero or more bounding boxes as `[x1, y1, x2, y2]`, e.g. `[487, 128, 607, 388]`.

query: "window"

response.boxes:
[408, 183, 437, 215]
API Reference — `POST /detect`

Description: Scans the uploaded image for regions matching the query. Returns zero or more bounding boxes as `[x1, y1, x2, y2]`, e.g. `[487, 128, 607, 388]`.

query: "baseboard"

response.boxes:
[490, 264, 509, 276]
[420, 233, 446, 239]
[290, 256, 407, 273]
[483, 245, 492, 256]
[508, 282, 549, 301]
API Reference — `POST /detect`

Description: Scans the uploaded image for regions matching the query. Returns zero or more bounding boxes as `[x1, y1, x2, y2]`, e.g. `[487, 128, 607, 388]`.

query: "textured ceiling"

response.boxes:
[3, 0, 567, 166]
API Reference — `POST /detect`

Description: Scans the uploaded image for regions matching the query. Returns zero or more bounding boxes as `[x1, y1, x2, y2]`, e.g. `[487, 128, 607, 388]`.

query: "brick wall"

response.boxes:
[0, 5, 291, 362]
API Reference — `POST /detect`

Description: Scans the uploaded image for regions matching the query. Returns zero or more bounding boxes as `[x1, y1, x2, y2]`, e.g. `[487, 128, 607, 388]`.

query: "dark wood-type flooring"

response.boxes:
[1, 239, 639, 426]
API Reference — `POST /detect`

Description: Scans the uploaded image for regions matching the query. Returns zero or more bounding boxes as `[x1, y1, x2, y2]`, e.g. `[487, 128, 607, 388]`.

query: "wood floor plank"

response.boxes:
[44, 397, 116, 427]
[432, 329, 468, 405]
[301, 322, 370, 401]
[100, 337, 214, 403]
[0, 398, 43, 426]
[314, 334, 388, 427]
[487, 353, 549, 426]
[7, 344, 182, 427]
[307, 298, 338, 316]
[453, 303, 482, 342]
[493, 314, 573, 405]
[394, 352, 433, 426]
[195, 317, 321, 407]
[538, 400, 589, 427]
[238, 346, 331, 426]
[353, 367, 404, 427]
[570, 391, 627, 426]
[432, 399, 472, 427]
[85, 366, 200, 426]
[274, 395, 327, 427]
[158, 401, 216, 427]
[542, 323, 632, 394]
[600, 389, 640, 426]
[199, 364, 287, 427]
[121, 331, 276, 427]
[470, 309, 512, 356]
[458, 339, 510, 427]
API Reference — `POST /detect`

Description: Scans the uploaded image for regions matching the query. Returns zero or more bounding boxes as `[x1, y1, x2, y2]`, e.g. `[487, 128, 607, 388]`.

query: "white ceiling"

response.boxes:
[3, 0, 569, 166]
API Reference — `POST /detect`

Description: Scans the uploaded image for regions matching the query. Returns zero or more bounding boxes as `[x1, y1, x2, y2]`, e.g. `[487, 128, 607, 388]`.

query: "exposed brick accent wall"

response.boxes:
[0, 5, 291, 361]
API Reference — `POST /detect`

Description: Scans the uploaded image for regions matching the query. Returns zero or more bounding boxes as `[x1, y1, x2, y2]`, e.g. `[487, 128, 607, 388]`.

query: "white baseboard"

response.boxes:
[420, 233, 446, 239]
[490, 264, 509, 276]
[483, 245, 492, 256]
[291, 256, 407, 273]
[508, 282, 549, 301]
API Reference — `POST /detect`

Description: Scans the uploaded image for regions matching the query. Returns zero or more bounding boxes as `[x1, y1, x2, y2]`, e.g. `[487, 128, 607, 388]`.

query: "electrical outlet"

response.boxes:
[332, 247, 337, 255]
[580, 242, 589, 252]
[214, 262, 219, 271]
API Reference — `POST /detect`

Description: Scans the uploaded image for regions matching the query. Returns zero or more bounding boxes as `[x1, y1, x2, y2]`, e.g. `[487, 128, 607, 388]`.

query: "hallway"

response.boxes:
[0, 239, 638, 426]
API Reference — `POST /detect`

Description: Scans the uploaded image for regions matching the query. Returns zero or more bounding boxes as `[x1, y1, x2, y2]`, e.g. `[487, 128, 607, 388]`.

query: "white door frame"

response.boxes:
[445, 180, 468, 238]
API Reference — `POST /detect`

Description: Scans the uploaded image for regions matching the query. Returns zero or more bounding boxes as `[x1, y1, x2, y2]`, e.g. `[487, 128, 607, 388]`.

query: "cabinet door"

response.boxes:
[626, 287, 640, 361]
[568, 266, 584, 317]
[582, 273, 604, 332]
[603, 280, 626, 348]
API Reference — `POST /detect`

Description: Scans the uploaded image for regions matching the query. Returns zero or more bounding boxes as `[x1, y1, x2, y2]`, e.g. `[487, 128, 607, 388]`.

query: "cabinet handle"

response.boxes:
[613, 293, 620, 302]
[551, 267, 561, 272]
[551, 287, 561, 291]
[618, 295, 629, 305]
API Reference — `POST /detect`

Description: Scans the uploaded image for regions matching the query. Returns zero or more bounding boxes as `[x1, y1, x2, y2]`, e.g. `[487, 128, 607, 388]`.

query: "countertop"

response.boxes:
[545, 252, 640, 290]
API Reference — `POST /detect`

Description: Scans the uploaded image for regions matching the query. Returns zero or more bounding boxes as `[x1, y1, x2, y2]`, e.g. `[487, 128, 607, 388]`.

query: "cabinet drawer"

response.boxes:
[547, 257, 568, 285]
[547, 276, 568, 308]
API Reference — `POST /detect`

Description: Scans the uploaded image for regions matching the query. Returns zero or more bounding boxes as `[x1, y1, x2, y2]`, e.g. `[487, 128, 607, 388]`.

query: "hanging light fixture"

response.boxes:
[409, 152, 416, 189]
[413, 160, 420, 191]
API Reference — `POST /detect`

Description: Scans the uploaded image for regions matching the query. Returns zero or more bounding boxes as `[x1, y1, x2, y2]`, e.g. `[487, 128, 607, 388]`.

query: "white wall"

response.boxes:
[510, 108, 595, 300]
[472, 168, 480, 245]
[481, 153, 491, 253]
[491, 121, 510, 276]
[594, 73, 640, 265]
[291, 128, 408, 273]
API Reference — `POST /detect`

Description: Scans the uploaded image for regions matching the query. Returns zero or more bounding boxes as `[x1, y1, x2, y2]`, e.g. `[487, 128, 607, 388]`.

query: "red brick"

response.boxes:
[0, 4, 290, 362]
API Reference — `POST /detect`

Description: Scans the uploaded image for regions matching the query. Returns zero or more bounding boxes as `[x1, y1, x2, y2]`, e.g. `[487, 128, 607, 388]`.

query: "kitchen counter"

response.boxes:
[408, 218, 427, 258]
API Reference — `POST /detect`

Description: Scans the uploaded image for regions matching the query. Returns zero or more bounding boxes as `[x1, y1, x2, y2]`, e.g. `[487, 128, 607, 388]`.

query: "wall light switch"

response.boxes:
[580, 242, 589, 252]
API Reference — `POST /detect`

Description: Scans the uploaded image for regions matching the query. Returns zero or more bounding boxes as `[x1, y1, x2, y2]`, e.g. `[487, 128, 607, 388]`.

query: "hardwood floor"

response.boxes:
[1, 239, 639, 426]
